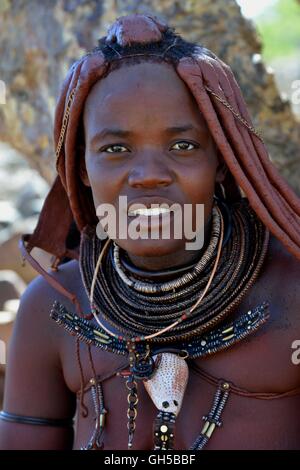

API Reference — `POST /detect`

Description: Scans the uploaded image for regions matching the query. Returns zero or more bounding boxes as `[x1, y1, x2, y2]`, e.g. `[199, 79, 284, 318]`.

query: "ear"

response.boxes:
[78, 143, 91, 187]
[215, 150, 228, 184]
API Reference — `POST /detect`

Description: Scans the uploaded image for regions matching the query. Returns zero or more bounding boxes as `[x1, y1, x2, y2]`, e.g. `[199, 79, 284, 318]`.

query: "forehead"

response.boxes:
[83, 61, 207, 132]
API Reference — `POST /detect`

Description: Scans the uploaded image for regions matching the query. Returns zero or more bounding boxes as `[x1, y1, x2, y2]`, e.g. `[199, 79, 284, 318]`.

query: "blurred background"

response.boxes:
[0, 0, 299, 406]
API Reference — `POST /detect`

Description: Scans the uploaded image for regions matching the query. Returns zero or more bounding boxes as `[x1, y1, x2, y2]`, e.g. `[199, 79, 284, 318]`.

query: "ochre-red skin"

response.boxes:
[1, 14, 300, 450]
[1, 234, 300, 450]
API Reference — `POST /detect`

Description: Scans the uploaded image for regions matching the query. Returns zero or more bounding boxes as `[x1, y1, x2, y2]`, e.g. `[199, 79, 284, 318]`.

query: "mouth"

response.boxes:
[127, 196, 181, 218]
[125, 198, 182, 236]
[128, 207, 171, 217]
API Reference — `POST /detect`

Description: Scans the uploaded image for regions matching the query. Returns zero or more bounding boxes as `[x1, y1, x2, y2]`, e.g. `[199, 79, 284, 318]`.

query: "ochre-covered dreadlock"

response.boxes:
[21, 13, 300, 267]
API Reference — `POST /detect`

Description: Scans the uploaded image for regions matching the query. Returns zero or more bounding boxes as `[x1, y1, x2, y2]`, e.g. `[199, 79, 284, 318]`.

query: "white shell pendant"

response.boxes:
[143, 353, 189, 416]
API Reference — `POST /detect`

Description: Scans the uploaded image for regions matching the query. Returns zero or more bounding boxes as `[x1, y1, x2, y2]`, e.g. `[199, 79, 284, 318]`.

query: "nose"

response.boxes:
[128, 152, 173, 189]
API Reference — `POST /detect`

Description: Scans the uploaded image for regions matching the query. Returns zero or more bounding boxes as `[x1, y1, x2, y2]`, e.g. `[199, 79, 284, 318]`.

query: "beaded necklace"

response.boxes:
[80, 199, 268, 346]
[68, 198, 269, 449]
[89, 204, 224, 342]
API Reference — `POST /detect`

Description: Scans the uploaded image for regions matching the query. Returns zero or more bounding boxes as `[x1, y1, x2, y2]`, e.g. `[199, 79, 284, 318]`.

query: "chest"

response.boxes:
[56, 263, 300, 449]
[70, 345, 300, 450]
[59, 276, 300, 391]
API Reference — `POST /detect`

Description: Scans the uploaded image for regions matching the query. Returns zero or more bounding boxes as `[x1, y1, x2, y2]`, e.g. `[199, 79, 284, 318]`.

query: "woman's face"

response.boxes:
[82, 61, 224, 265]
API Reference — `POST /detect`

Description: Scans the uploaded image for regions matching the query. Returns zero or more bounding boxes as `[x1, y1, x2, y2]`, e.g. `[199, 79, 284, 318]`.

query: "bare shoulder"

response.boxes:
[267, 234, 299, 267]
[4, 258, 83, 398]
[230, 232, 300, 336]
[16, 259, 83, 342]
[255, 234, 300, 327]
[0, 260, 82, 449]
[264, 234, 300, 288]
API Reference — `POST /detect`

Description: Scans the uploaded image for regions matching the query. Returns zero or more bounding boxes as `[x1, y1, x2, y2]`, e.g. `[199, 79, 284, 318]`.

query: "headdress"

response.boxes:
[20, 13, 300, 269]
[17, 14, 300, 451]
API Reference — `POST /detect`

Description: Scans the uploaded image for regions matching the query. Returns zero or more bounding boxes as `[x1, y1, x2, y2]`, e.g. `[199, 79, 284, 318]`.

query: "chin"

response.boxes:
[114, 237, 188, 258]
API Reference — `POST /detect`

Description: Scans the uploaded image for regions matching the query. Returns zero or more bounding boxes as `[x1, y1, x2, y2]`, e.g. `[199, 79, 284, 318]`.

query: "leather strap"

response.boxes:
[77, 360, 130, 397]
[19, 234, 84, 316]
[88, 357, 300, 401]
[189, 361, 300, 400]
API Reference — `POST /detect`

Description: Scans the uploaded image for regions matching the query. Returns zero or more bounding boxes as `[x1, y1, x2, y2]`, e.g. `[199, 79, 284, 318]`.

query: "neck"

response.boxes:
[124, 216, 212, 281]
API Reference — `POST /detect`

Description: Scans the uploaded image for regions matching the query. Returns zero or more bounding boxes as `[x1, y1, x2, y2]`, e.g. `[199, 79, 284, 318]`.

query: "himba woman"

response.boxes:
[0, 14, 300, 451]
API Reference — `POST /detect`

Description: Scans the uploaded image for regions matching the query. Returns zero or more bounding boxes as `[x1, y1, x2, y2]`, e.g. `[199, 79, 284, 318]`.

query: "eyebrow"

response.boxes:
[89, 124, 206, 145]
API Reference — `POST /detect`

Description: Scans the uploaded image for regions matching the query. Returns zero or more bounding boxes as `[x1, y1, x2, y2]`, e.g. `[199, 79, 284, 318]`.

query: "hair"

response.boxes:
[24, 14, 300, 264]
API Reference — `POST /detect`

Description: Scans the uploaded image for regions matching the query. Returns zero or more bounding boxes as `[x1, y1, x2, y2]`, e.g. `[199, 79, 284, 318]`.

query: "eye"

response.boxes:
[171, 141, 199, 151]
[101, 144, 129, 153]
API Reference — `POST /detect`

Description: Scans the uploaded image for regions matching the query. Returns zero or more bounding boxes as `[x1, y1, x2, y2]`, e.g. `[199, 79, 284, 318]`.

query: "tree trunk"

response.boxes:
[0, 0, 299, 192]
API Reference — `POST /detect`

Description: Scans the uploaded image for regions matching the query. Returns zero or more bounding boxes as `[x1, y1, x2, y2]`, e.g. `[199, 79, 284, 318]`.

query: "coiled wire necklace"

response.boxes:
[75, 197, 270, 449]
[81, 198, 268, 345]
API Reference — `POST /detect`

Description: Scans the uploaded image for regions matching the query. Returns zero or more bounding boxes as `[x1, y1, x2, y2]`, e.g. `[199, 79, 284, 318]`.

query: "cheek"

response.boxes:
[179, 160, 217, 204]
[177, 158, 218, 227]
[85, 154, 123, 205]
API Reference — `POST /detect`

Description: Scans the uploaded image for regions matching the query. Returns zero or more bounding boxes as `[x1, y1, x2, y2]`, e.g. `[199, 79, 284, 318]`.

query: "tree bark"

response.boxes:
[0, 0, 299, 192]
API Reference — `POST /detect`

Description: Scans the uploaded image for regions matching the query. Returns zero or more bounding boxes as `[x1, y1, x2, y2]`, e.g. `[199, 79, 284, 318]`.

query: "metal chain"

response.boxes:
[205, 86, 264, 142]
[55, 88, 76, 166]
[126, 375, 139, 449]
